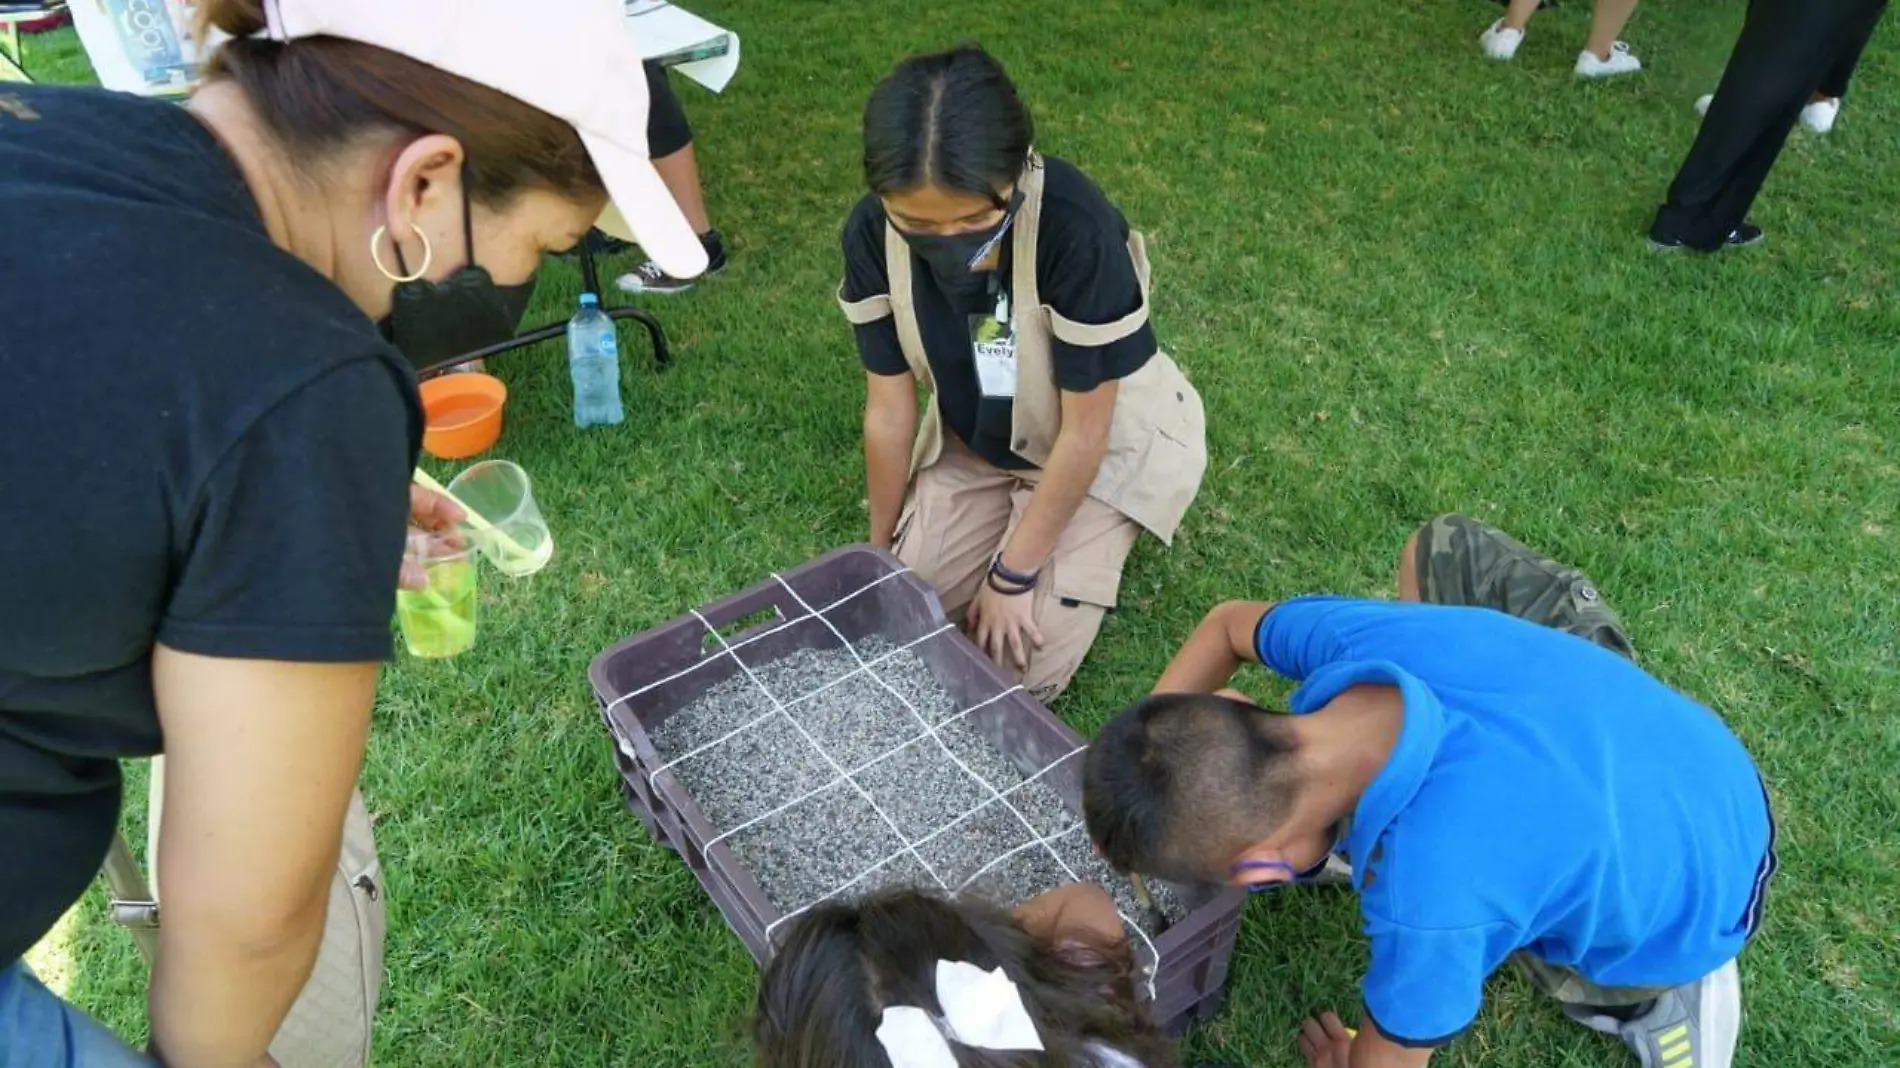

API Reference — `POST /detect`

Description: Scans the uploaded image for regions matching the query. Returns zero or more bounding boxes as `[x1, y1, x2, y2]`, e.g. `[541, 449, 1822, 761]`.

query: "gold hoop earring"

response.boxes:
[369, 223, 433, 284]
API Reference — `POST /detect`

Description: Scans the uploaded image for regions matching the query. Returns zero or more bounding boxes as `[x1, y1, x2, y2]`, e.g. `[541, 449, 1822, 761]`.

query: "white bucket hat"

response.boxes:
[262, 0, 708, 278]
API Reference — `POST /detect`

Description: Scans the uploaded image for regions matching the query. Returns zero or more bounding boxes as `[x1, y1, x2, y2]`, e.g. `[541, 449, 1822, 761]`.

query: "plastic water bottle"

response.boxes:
[568, 293, 624, 427]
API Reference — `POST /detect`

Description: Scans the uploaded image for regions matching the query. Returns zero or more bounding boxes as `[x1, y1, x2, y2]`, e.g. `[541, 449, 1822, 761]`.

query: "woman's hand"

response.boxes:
[967, 583, 1043, 672]
[399, 484, 467, 590]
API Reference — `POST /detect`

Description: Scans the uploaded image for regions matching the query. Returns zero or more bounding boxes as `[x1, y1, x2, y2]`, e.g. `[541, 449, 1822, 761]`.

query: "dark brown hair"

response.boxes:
[1085, 693, 1303, 884]
[755, 889, 1176, 1068]
[196, 0, 604, 206]
[863, 45, 1033, 211]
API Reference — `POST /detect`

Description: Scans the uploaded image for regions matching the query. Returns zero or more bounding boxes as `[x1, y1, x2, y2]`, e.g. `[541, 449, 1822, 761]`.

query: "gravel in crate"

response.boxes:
[857, 737, 992, 841]
[725, 780, 911, 912]
[935, 717, 1076, 837]
[963, 835, 1073, 910]
[647, 671, 780, 760]
[781, 669, 922, 770]
[866, 641, 962, 724]
[1049, 830, 1191, 931]
[659, 713, 834, 829]
[743, 645, 857, 707]
[837, 852, 936, 903]
[917, 803, 1037, 888]
[641, 640, 1131, 922]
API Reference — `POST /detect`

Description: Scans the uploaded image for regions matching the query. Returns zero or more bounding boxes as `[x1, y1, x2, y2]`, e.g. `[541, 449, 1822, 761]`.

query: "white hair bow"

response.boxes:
[874, 960, 1046, 1068]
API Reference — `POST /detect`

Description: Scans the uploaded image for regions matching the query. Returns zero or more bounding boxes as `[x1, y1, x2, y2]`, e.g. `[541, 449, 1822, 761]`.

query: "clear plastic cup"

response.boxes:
[395, 531, 479, 658]
[446, 460, 553, 578]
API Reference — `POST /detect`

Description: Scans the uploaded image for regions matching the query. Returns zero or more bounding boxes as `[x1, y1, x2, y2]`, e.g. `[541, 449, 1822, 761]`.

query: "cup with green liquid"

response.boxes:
[396, 531, 479, 658]
[446, 460, 553, 578]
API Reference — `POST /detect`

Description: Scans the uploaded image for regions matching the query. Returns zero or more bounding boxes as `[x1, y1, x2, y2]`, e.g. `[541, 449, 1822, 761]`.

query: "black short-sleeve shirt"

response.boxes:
[841, 156, 1157, 470]
[0, 86, 422, 965]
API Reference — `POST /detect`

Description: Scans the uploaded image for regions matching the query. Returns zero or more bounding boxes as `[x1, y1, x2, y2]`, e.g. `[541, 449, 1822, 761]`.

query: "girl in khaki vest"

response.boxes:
[839, 46, 1206, 701]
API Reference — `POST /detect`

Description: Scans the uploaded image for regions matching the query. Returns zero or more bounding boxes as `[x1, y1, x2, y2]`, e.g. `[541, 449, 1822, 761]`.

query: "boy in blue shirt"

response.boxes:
[1084, 515, 1775, 1068]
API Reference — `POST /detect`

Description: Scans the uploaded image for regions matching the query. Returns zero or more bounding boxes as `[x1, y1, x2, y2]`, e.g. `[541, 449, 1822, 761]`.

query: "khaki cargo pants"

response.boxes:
[1407, 513, 1667, 1008]
[146, 760, 385, 1067]
[896, 440, 1142, 702]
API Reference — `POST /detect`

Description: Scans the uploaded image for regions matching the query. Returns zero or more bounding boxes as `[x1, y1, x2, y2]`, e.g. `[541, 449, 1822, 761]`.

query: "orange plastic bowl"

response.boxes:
[419, 373, 508, 460]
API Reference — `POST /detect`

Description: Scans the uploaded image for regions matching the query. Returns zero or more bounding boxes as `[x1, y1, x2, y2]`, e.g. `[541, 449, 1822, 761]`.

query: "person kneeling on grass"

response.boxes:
[755, 885, 1177, 1067]
[843, 46, 1207, 701]
[1082, 514, 1777, 1068]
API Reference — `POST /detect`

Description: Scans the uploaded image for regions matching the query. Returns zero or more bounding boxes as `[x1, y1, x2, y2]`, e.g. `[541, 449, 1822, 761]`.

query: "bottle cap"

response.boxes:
[579, 292, 600, 307]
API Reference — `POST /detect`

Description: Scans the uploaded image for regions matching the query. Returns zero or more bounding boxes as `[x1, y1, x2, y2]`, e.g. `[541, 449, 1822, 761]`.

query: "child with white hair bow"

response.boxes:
[754, 885, 1176, 1067]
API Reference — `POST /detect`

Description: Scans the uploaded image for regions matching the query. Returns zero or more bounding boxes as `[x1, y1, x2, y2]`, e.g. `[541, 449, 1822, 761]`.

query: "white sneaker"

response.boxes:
[1801, 98, 1840, 133]
[1576, 41, 1642, 78]
[1563, 960, 1742, 1068]
[1481, 20, 1525, 61]
[1695, 93, 1714, 117]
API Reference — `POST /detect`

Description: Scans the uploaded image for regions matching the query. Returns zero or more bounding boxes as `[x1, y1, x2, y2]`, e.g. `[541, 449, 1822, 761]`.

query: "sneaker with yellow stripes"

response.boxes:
[1564, 960, 1741, 1068]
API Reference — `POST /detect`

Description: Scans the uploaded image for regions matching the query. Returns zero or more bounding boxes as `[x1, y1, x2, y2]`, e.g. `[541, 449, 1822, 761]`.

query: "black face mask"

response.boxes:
[377, 183, 538, 371]
[899, 191, 1023, 292]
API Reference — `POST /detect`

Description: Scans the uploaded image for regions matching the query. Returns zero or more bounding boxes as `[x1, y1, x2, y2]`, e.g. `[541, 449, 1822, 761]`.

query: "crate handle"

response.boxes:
[689, 578, 805, 654]
[701, 605, 786, 652]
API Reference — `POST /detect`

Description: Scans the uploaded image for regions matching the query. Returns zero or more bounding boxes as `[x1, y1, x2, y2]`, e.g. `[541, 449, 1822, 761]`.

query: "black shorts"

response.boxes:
[644, 59, 693, 158]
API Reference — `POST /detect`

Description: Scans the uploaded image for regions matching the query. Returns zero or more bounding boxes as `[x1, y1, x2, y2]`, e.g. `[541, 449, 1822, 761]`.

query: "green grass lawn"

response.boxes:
[20, 1, 1899, 1064]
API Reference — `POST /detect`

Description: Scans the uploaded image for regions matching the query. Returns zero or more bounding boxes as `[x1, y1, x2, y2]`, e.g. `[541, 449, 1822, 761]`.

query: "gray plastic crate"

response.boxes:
[588, 545, 1245, 1032]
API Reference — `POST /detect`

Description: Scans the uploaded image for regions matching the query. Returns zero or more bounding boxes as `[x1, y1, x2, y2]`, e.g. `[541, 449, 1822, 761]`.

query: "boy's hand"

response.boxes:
[1300, 1013, 1433, 1068]
[1299, 1011, 1355, 1068]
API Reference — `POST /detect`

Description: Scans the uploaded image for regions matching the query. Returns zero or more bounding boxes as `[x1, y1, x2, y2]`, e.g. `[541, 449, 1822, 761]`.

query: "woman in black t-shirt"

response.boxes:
[0, 1, 706, 1063]
[840, 47, 1207, 701]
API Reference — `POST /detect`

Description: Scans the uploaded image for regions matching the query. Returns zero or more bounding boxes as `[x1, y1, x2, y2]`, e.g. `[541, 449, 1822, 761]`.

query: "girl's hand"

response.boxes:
[967, 583, 1044, 672]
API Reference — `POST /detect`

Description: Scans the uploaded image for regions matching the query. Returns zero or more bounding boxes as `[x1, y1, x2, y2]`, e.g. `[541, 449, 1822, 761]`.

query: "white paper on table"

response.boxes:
[68, 0, 205, 98]
[623, 0, 739, 92]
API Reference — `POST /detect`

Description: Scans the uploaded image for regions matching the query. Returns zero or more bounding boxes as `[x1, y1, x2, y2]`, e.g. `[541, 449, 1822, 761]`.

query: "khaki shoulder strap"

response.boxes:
[1010, 155, 1046, 312]
[836, 283, 892, 325]
[883, 221, 931, 377]
[1048, 229, 1153, 348]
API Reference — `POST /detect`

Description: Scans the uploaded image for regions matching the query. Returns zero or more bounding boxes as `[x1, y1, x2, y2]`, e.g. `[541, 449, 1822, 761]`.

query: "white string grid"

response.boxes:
[689, 608, 952, 893]
[764, 574, 1161, 999]
[759, 746, 1085, 935]
[646, 622, 957, 780]
[602, 565, 919, 718]
[608, 564, 1163, 1001]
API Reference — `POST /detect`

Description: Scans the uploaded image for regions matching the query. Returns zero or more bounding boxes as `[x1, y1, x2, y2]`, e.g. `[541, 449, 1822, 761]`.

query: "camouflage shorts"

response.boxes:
[1413, 514, 1635, 659]
[1512, 951, 1672, 1007]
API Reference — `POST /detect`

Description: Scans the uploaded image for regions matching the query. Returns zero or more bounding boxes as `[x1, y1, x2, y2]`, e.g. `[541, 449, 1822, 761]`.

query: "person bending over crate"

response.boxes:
[1081, 515, 1777, 1068]
[755, 885, 1179, 1068]
[841, 46, 1206, 702]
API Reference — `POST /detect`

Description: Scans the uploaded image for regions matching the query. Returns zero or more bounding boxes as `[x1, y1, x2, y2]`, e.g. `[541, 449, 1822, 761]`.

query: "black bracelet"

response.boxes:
[989, 552, 1040, 589]
[986, 570, 1037, 596]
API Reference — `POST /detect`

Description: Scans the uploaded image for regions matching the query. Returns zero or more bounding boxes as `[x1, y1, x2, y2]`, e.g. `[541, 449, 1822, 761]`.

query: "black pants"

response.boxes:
[643, 59, 694, 158]
[1648, 0, 1889, 249]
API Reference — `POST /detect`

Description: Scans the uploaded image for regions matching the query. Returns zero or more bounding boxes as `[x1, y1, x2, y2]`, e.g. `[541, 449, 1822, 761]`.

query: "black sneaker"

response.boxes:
[1650, 222, 1764, 251]
[556, 227, 634, 259]
[616, 232, 728, 295]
